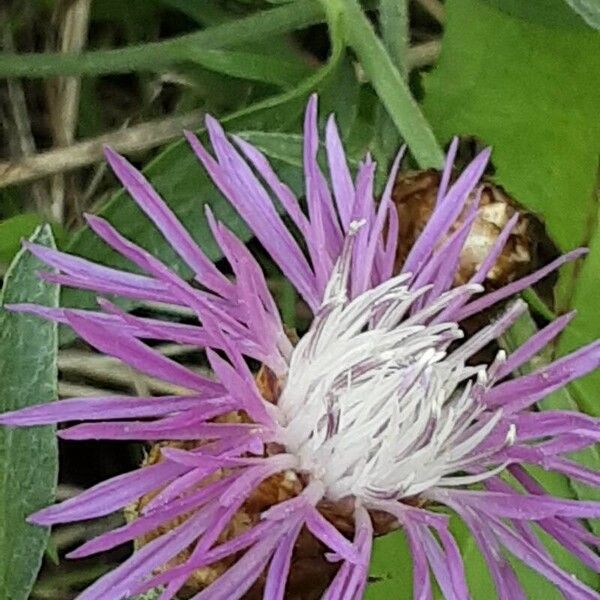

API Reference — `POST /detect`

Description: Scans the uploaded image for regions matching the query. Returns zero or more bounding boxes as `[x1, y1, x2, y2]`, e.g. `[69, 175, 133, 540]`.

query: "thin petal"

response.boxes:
[456, 249, 587, 322]
[402, 148, 491, 276]
[0, 394, 221, 425]
[65, 312, 223, 395]
[29, 461, 186, 525]
[485, 339, 600, 412]
[103, 147, 232, 296]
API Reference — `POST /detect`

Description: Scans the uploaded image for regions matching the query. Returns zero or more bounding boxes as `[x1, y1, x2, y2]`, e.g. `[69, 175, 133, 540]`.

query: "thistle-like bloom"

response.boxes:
[2, 96, 600, 600]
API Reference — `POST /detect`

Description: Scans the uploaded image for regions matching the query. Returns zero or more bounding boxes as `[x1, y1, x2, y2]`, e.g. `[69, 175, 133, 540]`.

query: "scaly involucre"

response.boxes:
[2, 96, 600, 600]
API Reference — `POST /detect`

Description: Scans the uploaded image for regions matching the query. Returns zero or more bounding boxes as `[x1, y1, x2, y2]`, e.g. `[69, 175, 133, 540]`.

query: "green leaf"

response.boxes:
[237, 131, 304, 167]
[0, 213, 44, 265]
[372, 0, 409, 168]
[379, 0, 409, 77]
[0, 225, 59, 600]
[322, 0, 444, 169]
[0, 0, 325, 78]
[478, 0, 592, 29]
[185, 48, 313, 89]
[423, 0, 600, 251]
[366, 530, 413, 599]
[0, 215, 67, 268]
[156, 0, 229, 25]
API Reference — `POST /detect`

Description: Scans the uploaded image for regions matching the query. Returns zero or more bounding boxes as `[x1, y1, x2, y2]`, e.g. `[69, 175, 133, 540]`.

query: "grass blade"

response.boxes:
[324, 0, 444, 168]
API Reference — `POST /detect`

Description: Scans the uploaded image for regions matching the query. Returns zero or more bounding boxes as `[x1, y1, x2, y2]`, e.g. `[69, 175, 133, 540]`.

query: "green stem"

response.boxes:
[373, 0, 410, 172]
[325, 0, 444, 169]
[521, 288, 556, 321]
[0, 0, 324, 78]
[380, 0, 410, 77]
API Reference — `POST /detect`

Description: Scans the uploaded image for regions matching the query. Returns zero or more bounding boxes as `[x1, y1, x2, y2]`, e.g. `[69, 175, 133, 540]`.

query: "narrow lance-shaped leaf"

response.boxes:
[0, 225, 59, 600]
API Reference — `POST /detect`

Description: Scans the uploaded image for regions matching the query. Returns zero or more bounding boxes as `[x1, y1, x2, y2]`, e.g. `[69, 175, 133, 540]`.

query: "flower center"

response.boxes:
[275, 256, 509, 503]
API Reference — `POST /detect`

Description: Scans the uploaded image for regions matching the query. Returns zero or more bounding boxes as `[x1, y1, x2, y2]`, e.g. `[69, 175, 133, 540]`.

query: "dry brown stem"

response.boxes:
[47, 0, 92, 223]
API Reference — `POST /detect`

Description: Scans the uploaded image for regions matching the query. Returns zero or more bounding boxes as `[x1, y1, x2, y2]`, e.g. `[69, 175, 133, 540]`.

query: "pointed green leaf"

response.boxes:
[0, 225, 59, 600]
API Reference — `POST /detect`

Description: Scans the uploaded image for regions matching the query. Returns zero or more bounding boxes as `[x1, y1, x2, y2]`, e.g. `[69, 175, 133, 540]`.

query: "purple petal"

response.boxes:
[24, 241, 173, 302]
[189, 528, 283, 600]
[456, 249, 587, 322]
[103, 147, 232, 296]
[204, 209, 283, 328]
[142, 466, 213, 515]
[220, 454, 297, 509]
[58, 418, 257, 441]
[325, 114, 355, 230]
[77, 509, 210, 600]
[454, 505, 525, 600]
[185, 122, 319, 310]
[368, 499, 449, 529]
[431, 214, 520, 326]
[511, 411, 600, 442]
[206, 348, 272, 425]
[432, 489, 600, 519]
[411, 202, 478, 311]
[0, 394, 226, 425]
[411, 523, 466, 600]
[83, 216, 247, 342]
[68, 479, 227, 558]
[233, 135, 311, 238]
[131, 520, 274, 596]
[37, 271, 177, 304]
[65, 312, 223, 395]
[437, 525, 471, 600]
[373, 148, 404, 284]
[402, 148, 491, 276]
[263, 518, 305, 600]
[303, 96, 338, 294]
[490, 518, 600, 600]
[534, 517, 600, 572]
[7, 302, 220, 347]
[496, 312, 575, 380]
[338, 507, 373, 600]
[29, 461, 187, 525]
[349, 160, 378, 297]
[544, 456, 600, 487]
[304, 506, 360, 564]
[485, 339, 600, 412]
[141, 436, 265, 514]
[405, 522, 433, 600]
[436, 137, 459, 206]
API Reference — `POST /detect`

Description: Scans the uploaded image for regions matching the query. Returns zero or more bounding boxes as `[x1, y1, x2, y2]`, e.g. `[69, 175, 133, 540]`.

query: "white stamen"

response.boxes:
[506, 423, 517, 445]
[276, 248, 506, 503]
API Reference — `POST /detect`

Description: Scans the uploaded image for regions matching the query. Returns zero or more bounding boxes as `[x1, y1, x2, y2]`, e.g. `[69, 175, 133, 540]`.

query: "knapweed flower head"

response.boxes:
[2, 95, 600, 600]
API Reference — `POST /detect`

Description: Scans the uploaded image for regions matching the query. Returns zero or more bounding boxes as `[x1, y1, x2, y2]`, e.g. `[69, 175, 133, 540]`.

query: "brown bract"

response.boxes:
[393, 170, 535, 288]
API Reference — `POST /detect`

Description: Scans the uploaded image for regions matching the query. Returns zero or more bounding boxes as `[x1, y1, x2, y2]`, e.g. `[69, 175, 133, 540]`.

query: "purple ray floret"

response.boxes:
[1, 95, 599, 600]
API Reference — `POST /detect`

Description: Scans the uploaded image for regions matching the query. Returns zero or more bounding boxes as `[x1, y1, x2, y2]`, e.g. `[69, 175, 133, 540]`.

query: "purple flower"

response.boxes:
[2, 95, 600, 600]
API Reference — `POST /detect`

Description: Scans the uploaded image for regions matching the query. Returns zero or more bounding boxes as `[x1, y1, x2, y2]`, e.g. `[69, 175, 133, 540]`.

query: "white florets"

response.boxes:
[275, 224, 512, 503]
